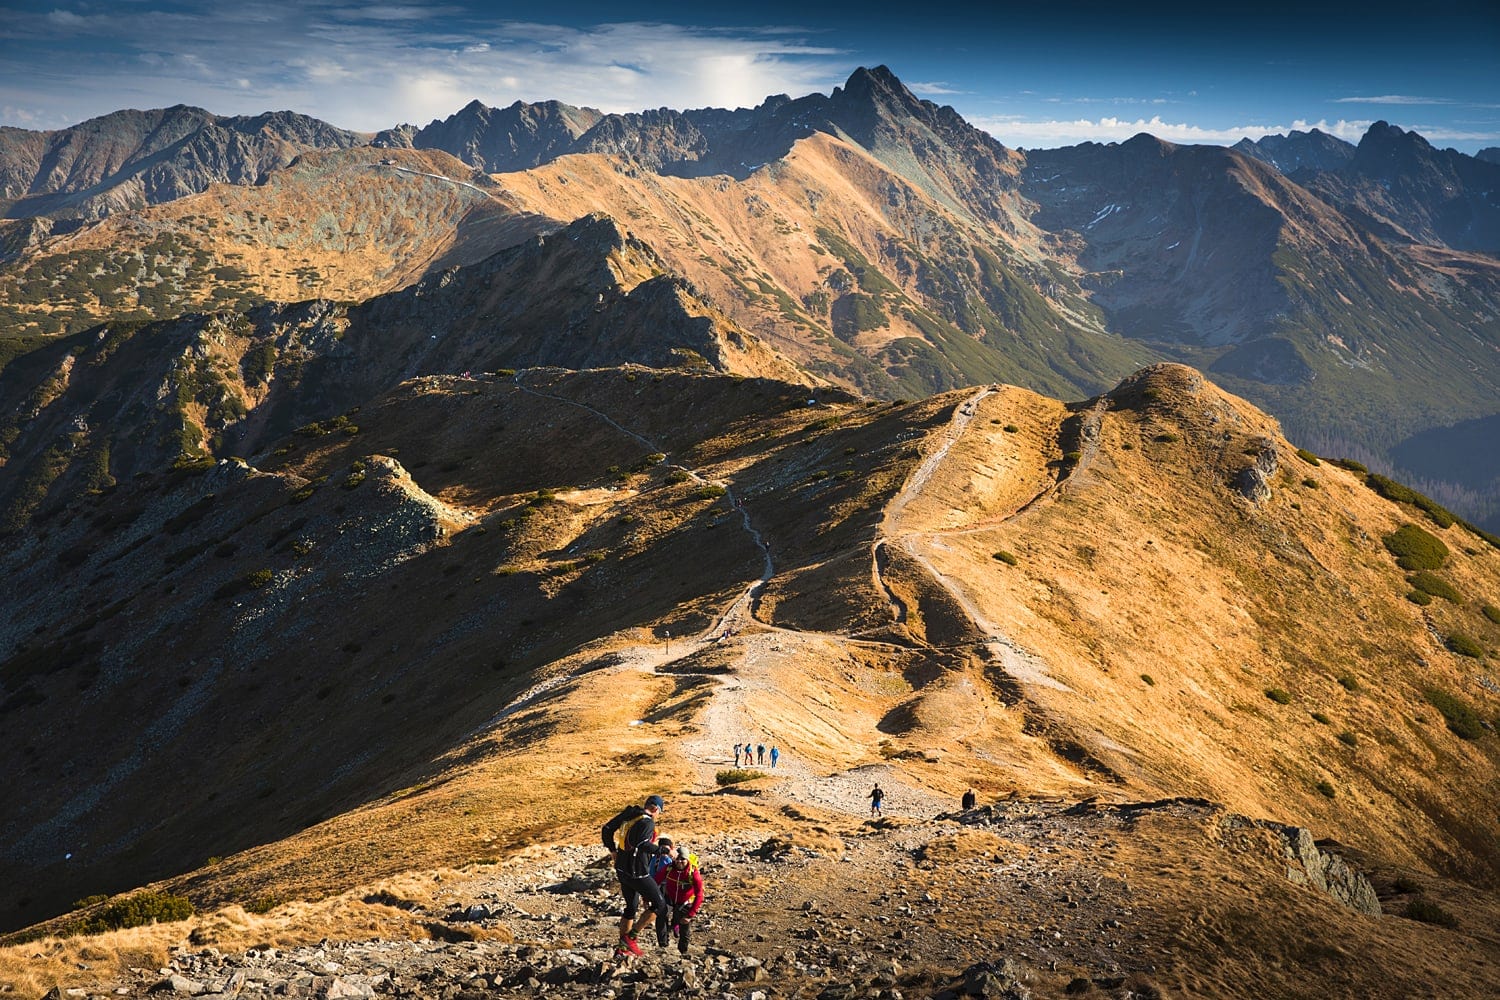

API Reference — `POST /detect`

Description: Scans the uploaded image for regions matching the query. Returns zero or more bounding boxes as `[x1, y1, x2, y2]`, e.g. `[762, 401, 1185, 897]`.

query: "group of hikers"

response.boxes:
[600, 785, 986, 957]
[733, 741, 779, 767]
[601, 795, 704, 959]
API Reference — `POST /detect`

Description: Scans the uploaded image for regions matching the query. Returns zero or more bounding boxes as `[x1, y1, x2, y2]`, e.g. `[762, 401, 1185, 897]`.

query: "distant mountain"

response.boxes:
[1232, 128, 1355, 174]
[1479, 147, 1500, 166]
[1240, 121, 1500, 254]
[376, 99, 603, 173]
[0, 106, 366, 221]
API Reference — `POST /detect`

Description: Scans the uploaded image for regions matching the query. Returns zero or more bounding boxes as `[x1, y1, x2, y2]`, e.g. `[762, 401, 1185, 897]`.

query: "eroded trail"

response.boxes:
[483, 376, 1106, 817]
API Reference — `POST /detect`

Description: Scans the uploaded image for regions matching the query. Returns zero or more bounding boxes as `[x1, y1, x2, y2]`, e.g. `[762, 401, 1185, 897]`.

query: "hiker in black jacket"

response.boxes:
[601, 794, 673, 954]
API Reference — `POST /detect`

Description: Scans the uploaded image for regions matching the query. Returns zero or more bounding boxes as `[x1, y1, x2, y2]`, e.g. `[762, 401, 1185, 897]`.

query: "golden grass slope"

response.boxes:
[1, 364, 1498, 997]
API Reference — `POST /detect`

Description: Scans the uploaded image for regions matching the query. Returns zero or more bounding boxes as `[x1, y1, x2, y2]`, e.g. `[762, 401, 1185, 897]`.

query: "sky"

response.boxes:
[2, 1, 1498, 154]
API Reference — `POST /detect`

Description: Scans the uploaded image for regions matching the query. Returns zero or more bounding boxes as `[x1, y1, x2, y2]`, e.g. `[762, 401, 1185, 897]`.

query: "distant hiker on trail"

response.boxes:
[653, 845, 705, 955]
[601, 794, 673, 956]
[869, 785, 884, 817]
[651, 836, 675, 878]
[962, 788, 977, 810]
[756, 743, 766, 765]
[770, 745, 780, 768]
[733, 743, 742, 767]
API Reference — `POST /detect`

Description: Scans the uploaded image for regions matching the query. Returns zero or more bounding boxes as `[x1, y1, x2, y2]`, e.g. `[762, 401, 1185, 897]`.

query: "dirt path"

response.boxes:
[486, 377, 1088, 820]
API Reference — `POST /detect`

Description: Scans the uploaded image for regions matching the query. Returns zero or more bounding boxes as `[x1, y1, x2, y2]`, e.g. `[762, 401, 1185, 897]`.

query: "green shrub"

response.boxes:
[1482, 604, 1500, 625]
[1337, 674, 1359, 692]
[992, 550, 1018, 566]
[1403, 898, 1457, 927]
[664, 469, 691, 485]
[71, 894, 109, 910]
[1391, 876, 1421, 894]
[1408, 572, 1461, 602]
[1310, 711, 1331, 724]
[1425, 688, 1485, 738]
[1003, 424, 1020, 433]
[1295, 448, 1321, 466]
[693, 484, 727, 500]
[1445, 633, 1484, 659]
[1332, 458, 1367, 474]
[214, 568, 273, 600]
[1383, 524, 1449, 571]
[1406, 590, 1434, 606]
[715, 769, 761, 786]
[73, 892, 194, 935]
[1063, 451, 1083, 464]
[1302, 478, 1318, 489]
[1265, 688, 1293, 705]
[1154, 432, 1179, 443]
[1140, 673, 1156, 686]
[245, 894, 282, 915]
[1337, 731, 1358, 747]
[1315, 780, 1336, 798]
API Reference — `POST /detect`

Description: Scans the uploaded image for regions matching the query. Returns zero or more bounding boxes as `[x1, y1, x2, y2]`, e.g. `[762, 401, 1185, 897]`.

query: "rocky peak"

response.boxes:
[1232, 128, 1356, 176]
[830, 64, 926, 127]
[1352, 120, 1438, 177]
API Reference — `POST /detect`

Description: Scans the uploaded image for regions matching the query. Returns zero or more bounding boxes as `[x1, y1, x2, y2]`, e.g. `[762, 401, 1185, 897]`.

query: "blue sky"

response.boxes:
[2, 1, 1498, 153]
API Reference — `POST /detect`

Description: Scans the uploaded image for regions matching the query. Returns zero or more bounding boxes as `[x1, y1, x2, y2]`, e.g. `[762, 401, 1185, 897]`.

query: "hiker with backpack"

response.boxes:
[601, 794, 673, 955]
[869, 784, 884, 817]
[653, 845, 705, 955]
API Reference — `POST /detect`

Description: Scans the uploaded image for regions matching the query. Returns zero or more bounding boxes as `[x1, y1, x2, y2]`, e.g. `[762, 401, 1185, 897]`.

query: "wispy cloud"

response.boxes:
[1041, 96, 1179, 106]
[910, 81, 965, 96]
[1335, 95, 1453, 106]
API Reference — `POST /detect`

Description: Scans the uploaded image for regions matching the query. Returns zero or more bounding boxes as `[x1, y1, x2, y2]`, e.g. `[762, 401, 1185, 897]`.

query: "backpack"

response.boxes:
[606, 806, 648, 852]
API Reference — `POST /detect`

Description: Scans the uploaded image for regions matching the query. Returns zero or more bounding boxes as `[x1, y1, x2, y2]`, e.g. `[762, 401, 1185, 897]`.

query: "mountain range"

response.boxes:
[1, 66, 1499, 997]
[2, 67, 1495, 532]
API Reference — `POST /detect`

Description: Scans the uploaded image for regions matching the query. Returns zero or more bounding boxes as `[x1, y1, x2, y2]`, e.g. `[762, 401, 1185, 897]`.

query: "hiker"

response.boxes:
[653, 845, 705, 955]
[962, 788, 976, 810]
[651, 836, 675, 878]
[756, 743, 766, 765]
[733, 743, 742, 767]
[869, 784, 884, 817]
[769, 745, 780, 768]
[601, 794, 673, 955]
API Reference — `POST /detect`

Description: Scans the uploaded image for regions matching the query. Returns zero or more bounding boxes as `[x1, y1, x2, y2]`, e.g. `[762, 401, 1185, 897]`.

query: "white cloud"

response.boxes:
[969, 114, 1382, 149]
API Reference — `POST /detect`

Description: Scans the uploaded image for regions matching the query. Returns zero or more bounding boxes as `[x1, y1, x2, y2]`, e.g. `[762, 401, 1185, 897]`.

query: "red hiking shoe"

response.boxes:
[619, 935, 642, 956]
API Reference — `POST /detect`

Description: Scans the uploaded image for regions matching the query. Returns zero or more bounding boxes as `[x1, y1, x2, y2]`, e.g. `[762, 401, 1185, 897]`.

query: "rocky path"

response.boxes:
[60, 797, 1411, 1000]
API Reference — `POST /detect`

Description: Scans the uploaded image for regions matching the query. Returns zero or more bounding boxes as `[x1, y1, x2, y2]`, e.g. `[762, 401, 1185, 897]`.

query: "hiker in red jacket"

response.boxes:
[652, 845, 705, 955]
